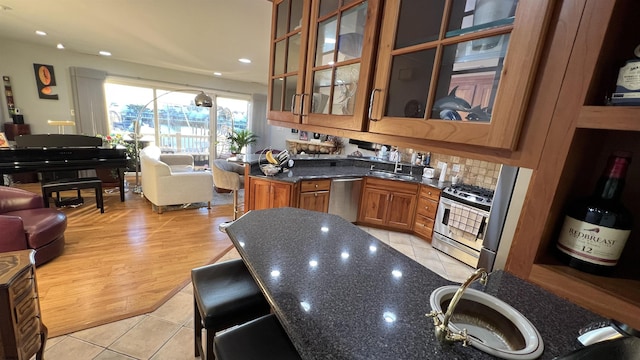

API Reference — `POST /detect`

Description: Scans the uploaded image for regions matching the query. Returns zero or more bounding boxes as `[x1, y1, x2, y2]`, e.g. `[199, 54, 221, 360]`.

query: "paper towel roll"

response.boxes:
[439, 163, 448, 182]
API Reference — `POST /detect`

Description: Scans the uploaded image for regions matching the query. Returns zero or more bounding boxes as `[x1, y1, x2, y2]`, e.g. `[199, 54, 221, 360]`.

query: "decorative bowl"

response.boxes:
[260, 164, 281, 176]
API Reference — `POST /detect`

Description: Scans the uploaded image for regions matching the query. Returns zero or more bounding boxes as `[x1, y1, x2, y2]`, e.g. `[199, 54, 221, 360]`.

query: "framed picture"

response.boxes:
[33, 63, 59, 100]
[299, 131, 308, 141]
[0, 132, 9, 148]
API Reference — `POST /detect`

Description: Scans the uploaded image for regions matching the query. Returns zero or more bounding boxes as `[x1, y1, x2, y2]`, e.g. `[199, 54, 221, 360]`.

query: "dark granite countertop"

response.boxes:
[225, 208, 604, 360]
[241, 154, 447, 189]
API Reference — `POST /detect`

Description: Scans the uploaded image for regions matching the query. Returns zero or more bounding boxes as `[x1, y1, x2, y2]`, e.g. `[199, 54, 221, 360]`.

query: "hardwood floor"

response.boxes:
[14, 183, 235, 338]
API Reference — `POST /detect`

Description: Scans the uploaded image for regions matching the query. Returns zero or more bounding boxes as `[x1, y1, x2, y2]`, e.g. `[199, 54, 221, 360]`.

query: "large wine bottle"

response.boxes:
[556, 152, 633, 275]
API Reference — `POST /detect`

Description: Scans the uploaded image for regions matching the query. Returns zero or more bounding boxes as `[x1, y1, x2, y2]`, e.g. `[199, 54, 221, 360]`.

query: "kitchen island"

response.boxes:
[225, 207, 604, 359]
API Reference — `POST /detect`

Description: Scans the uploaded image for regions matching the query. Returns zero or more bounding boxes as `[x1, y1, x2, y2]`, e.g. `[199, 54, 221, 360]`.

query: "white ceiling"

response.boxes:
[0, 0, 273, 85]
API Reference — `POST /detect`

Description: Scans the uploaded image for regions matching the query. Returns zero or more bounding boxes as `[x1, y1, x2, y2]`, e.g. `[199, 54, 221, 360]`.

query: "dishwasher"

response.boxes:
[328, 177, 363, 222]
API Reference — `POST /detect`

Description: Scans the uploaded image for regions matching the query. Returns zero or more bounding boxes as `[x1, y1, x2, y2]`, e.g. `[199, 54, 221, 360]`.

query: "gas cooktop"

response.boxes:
[442, 184, 494, 207]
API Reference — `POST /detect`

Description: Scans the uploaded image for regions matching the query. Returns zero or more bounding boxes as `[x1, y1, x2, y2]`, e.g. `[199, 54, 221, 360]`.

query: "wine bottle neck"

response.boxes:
[594, 155, 631, 200]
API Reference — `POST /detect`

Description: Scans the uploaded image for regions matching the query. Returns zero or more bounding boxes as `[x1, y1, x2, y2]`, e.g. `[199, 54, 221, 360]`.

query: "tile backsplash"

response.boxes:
[428, 153, 500, 189]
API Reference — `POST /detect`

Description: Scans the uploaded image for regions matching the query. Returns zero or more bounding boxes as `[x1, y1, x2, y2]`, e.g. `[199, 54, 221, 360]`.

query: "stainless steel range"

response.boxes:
[432, 165, 519, 271]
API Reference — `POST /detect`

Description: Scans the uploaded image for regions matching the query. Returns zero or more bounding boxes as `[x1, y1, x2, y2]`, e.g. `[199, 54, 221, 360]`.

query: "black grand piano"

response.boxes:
[0, 134, 129, 202]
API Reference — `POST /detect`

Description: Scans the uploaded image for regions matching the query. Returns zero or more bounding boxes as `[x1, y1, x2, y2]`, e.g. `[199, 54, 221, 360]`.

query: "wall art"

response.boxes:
[33, 64, 59, 100]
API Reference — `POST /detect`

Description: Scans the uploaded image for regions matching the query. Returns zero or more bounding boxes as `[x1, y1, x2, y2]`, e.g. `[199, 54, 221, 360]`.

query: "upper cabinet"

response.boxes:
[368, 0, 554, 149]
[267, 0, 555, 150]
[268, 0, 312, 124]
[301, 0, 382, 131]
[268, 0, 382, 130]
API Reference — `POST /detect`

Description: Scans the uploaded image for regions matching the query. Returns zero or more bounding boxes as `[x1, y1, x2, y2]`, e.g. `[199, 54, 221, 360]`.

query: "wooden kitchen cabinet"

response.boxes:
[367, 0, 555, 150]
[248, 177, 296, 210]
[506, 0, 640, 330]
[0, 250, 46, 360]
[357, 177, 418, 231]
[413, 185, 440, 242]
[268, 0, 381, 131]
[298, 179, 331, 212]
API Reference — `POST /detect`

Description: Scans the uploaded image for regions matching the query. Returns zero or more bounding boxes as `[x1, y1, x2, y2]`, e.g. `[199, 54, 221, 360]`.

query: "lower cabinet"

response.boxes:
[298, 179, 331, 213]
[0, 250, 46, 360]
[248, 177, 295, 210]
[413, 185, 441, 242]
[357, 178, 418, 231]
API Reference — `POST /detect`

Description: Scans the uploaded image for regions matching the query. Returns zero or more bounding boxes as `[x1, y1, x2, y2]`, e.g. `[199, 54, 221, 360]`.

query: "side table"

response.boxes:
[0, 250, 47, 360]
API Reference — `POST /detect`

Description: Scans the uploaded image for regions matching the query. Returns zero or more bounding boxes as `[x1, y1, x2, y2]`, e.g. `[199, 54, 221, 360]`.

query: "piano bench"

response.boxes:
[42, 177, 104, 213]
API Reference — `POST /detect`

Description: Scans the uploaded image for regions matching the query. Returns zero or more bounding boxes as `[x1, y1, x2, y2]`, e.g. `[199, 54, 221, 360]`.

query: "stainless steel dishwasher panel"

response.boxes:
[328, 178, 363, 222]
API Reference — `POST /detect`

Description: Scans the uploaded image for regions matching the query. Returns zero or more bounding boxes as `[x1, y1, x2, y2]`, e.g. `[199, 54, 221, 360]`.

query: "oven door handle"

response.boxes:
[477, 217, 487, 238]
[442, 208, 450, 226]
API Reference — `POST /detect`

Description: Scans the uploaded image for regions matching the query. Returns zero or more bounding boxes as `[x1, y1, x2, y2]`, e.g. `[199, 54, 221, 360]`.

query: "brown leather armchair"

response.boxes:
[0, 186, 67, 266]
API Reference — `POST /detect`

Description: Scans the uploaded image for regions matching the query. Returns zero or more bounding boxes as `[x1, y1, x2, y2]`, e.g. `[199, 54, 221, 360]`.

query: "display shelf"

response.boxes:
[578, 106, 640, 131]
[529, 263, 640, 330]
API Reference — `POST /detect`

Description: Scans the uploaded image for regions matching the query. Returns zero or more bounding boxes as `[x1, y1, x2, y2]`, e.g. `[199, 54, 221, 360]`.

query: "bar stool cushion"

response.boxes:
[214, 314, 301, 360]
[192, 259, 269, 329]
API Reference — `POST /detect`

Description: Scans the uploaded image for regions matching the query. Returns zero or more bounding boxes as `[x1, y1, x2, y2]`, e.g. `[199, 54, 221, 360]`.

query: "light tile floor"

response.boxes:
[37, 227, 474, 359]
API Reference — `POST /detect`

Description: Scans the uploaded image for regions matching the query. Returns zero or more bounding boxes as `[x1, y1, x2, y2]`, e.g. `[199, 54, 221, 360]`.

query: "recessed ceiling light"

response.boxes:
[99, 51, 112, 56]
[238, 58, 251, 64]
[213, 72, 222, 76]
[56, 43, 65, 50]
[35, 30, 47, 36]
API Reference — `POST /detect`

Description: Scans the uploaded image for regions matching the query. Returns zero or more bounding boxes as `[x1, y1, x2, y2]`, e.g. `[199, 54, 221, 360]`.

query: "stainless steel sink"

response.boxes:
[368, 170, 416, 181]
[430, 286, 544, 359]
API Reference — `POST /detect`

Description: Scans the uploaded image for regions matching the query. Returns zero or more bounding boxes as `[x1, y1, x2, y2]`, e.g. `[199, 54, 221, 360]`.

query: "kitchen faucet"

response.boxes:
[393, 148, 402, 173]
[426, 268, 489, 345]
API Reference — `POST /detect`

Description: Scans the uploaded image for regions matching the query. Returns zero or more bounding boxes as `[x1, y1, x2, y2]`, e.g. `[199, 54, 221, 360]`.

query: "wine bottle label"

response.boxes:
[557, 216, 630, 266]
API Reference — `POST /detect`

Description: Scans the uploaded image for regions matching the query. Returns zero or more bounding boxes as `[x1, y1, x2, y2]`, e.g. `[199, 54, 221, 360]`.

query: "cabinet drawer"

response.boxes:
[15, 289, 37, 324]
[10, 266, 34, 301]
[414, 215, 434, 240]
[20, 332, 42, 360]
[420, 185, 441, 201]
[18, 313, 40, 343]
[416, 197, 438, 219]
[300, 179, 331, 192]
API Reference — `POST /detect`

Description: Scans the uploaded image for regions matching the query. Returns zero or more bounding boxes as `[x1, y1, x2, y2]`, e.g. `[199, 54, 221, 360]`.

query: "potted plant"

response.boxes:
[227, 129, 258, 155]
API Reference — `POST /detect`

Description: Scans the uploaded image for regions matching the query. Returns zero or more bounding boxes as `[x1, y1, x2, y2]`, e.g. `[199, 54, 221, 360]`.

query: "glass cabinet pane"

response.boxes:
[332, 64, 360, 115]
[337, 2, 367, 61]
[319, 0, 340, 18]
[274, 40, 286, 76]
[395, 0, 445, 49]
[271, 78, 284, 111]
[447, 0, 518, 38]
[287, 34, 302, 73]
[430, 34, 509, 122]
[384, 49, 436, 118]
[290, 0, 305, 32]
[312, 69, 332, 114]
[276, 0, 290, 38]
[284, 75, 298, 111]
[315, 17, 338, 66]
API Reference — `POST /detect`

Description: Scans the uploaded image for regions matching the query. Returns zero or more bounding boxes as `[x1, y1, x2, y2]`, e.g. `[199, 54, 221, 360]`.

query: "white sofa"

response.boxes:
[140, 146, 213, 213]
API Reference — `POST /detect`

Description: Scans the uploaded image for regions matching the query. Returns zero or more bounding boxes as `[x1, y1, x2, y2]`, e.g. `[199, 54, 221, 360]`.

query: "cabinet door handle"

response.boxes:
[291, 94, 300, 115]
[300, 93, 308, 116]
[368, 88, 381, 121]
[315, 184, 319, 188]
[314, 192, 318, 197]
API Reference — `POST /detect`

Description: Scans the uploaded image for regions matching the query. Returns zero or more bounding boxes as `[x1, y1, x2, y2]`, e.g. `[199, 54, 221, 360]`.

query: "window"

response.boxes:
[215, 97, 250, 158]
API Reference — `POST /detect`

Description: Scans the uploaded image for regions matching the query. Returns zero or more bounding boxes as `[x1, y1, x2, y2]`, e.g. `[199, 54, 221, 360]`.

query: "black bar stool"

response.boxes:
[191, 259, 270, 360]
[214, 314, 301, 360]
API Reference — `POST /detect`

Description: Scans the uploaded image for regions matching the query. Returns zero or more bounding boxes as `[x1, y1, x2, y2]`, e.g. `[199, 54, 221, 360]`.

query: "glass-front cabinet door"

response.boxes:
[368, 0, 554, 150]
[301, 0, 381, 131]
[268, 0, 312, 124]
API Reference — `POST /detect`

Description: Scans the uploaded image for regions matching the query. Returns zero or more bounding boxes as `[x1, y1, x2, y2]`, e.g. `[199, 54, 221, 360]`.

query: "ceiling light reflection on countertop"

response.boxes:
[270, 269, 281, 278]
[392, 269, 403, 278]
[300, 301, 311, 312]
[309, 260, 318, 268]
[383, 311, 397, 323]
[320, 226, 329, 232]
[369, 245, 377, 253]
[341, 251, 350, 260]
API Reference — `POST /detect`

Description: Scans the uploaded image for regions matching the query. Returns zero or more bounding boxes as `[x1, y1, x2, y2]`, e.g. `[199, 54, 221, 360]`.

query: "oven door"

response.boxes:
[432, 232, 480, 268]
[434, 196, 488, 252]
